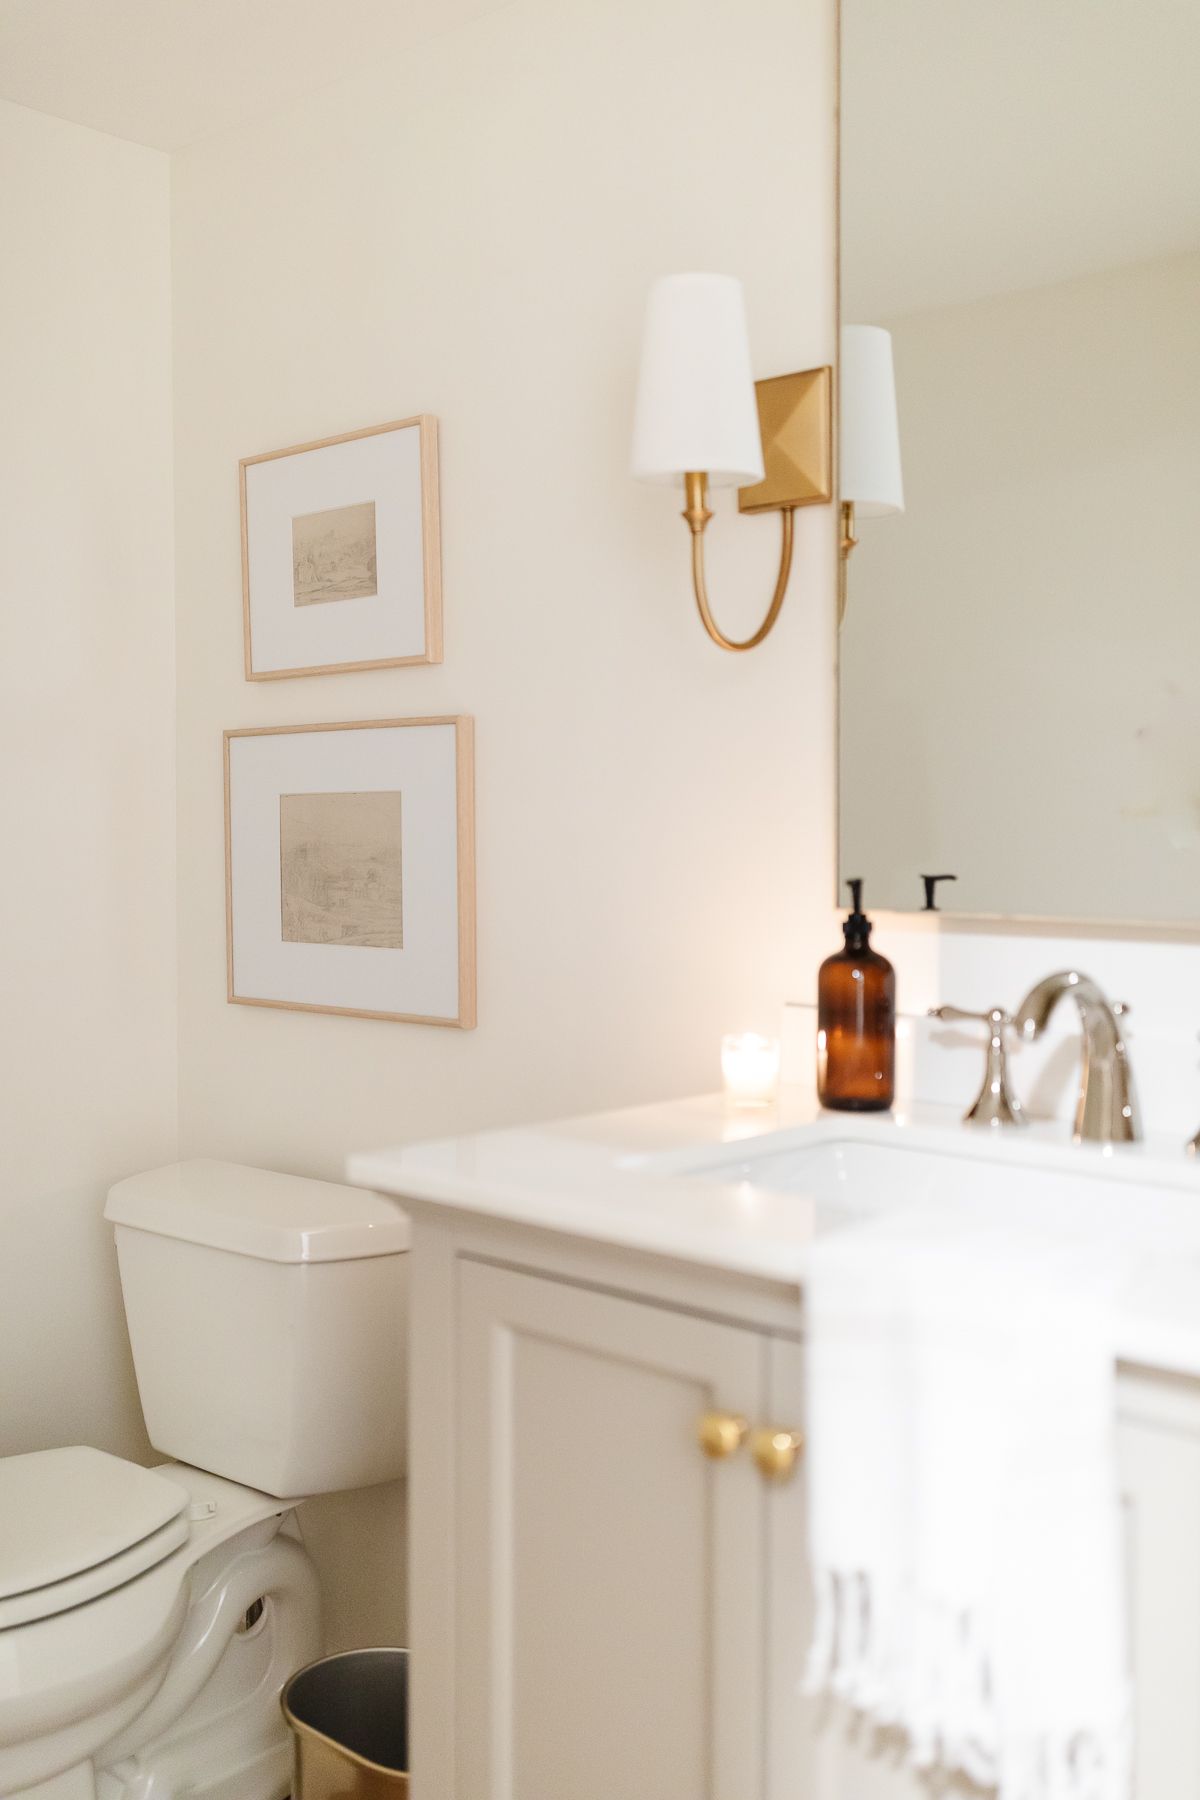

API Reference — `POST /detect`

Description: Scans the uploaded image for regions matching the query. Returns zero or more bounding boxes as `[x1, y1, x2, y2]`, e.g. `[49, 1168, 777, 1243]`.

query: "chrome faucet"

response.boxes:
[1011, 971, 1140, 1144]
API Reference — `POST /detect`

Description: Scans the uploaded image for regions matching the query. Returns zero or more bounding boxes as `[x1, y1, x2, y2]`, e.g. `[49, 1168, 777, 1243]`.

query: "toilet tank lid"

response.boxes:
[105, 1159, 411, 1263]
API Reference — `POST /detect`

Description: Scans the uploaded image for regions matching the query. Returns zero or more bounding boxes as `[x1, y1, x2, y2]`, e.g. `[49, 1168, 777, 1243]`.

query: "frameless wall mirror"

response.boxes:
[838, 0, 1200, 926]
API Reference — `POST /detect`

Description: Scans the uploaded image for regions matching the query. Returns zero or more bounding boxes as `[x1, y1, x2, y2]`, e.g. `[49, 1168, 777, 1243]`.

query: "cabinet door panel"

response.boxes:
[1120, 1415, 1200, 1799]
[455, 1260, 766, 1800]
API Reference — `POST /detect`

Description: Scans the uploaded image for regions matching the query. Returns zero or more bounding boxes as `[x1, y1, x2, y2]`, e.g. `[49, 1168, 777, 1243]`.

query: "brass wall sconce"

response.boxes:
[631, 273, 833, 653]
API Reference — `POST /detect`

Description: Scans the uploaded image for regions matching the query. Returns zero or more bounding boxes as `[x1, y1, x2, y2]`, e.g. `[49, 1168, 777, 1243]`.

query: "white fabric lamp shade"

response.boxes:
[631, 273, 765, 489]
[840, 324, 904, 517]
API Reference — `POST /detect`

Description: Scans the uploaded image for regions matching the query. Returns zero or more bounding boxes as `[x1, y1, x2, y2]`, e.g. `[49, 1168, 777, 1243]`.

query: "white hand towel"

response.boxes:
[803, 1202, 1131, 1799]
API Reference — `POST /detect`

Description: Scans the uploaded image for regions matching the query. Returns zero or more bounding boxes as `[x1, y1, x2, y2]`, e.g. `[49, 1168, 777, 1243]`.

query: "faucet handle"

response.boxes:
[928, 1005, 1026, 1129]
[930, 1004, 1001, 1026]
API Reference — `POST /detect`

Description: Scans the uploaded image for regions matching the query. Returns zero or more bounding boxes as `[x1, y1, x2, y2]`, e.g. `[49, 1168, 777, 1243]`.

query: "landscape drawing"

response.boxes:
[291, 500, 378, 606]
[279, 790, 404, 949]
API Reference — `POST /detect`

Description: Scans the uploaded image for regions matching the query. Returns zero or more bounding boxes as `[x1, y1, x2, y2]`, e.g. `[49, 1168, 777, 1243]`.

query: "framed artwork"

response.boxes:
[240, 416, 441, 679]
[224, 717, 475, 1027]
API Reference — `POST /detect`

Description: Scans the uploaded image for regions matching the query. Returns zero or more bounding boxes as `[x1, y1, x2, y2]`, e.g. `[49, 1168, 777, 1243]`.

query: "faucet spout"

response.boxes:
[1012, 970, 1140, 1145]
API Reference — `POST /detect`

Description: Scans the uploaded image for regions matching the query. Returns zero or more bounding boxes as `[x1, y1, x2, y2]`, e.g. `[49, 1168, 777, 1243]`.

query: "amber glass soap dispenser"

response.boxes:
[817, 879, 895, 1111]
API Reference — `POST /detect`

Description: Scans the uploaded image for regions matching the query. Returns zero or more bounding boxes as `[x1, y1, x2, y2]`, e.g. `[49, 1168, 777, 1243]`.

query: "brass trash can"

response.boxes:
[282, 1647, 409, 1798]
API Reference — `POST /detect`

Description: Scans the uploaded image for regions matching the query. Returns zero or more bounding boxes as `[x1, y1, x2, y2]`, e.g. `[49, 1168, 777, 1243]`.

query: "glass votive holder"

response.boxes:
[720, 1032, 781, 1108]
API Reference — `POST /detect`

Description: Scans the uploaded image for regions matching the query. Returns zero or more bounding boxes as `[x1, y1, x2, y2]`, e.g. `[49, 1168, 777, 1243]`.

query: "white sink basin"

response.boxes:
[678, 1120, 1200, 1258]
[686, 1136, 1108, 1221]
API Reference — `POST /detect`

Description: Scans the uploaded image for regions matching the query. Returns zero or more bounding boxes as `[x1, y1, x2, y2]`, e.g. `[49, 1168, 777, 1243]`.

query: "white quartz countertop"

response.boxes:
[347, 1090, 1200, 1380]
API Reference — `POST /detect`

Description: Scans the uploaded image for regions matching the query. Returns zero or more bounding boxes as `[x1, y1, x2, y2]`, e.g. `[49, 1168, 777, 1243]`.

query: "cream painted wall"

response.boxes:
[0, 101, 176, 1465]
[170, 0, 837, 1646]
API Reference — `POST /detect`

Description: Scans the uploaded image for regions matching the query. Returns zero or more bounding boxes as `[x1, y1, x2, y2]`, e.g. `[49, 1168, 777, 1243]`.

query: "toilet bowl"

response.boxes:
[0, 1161, 409, 1800]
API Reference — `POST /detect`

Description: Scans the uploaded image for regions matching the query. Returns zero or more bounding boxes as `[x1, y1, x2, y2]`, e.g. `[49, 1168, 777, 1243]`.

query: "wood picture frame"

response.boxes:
[224, 716, 475, 1028]
[239, 415, 442, 680]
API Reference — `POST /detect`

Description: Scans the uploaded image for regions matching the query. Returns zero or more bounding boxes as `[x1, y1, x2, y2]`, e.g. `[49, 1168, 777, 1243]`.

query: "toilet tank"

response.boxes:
[104, 1160, 409, 1499]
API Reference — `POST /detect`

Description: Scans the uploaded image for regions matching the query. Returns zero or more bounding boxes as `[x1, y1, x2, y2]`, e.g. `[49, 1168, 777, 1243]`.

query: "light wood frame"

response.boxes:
[224, 716, 476, 1028]
[239, 415, 443, 680]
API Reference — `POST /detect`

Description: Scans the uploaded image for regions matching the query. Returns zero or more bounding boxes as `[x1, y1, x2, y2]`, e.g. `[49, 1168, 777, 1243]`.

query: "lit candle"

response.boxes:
[721, 1033, 781, 1108]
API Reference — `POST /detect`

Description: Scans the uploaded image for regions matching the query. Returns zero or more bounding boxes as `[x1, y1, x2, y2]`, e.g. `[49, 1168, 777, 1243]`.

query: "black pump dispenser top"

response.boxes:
[843, 877, 871, 948]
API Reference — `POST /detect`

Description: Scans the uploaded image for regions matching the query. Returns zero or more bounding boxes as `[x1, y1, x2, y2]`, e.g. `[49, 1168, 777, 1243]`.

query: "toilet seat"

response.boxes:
[0, 1447, 190, 1630]
[0, 1461, 309, 1798]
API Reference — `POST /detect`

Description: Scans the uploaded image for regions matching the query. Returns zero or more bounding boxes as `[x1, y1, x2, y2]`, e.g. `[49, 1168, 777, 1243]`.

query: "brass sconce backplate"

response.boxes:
[737, 367, 833, 515]
[681, 363, 832, 652]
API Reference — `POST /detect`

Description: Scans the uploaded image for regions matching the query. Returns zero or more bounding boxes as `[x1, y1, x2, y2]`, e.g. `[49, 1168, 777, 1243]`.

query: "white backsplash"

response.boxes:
[784, 917, 1200, 1142]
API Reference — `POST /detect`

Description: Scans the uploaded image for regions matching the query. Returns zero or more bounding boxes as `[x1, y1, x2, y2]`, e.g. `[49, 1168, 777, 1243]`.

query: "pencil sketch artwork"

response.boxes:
[291, 500, 378, 606]
[279, 791, 404, 949]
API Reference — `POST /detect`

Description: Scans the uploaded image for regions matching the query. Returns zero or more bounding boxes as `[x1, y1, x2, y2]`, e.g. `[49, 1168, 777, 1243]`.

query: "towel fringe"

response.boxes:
[803, 1567, 1132, 1800]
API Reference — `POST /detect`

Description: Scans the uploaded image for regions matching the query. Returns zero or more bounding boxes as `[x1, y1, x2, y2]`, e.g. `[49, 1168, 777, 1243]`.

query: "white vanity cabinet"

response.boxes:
[408, 1212, 812, 1800]
[403, 1206, 1200, 1800]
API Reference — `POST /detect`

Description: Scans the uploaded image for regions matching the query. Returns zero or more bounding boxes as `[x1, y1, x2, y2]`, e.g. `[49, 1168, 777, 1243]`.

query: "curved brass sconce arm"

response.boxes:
[683, 472, 795, 654]
[838, 500, 857, 627]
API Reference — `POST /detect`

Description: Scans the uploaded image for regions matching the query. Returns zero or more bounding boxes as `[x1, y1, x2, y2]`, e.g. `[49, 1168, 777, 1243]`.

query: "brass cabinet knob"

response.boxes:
[750, 1426, 805, 1482]
[697, 1412, 749, 1460]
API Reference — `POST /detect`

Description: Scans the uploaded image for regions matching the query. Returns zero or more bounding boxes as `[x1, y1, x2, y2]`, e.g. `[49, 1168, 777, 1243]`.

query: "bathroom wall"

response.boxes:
[169, 0, 837, 1646]
[0, 101, 176, 1465]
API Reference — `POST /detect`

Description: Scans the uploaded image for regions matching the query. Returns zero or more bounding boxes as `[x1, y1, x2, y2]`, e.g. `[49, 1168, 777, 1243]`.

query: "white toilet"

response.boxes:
[0, 1159, 409, 1800]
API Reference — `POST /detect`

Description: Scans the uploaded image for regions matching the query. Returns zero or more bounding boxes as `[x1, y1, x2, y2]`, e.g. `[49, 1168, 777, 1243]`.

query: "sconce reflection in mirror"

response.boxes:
[631, 273, 833, 653]
[839, 324, 904, 625]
